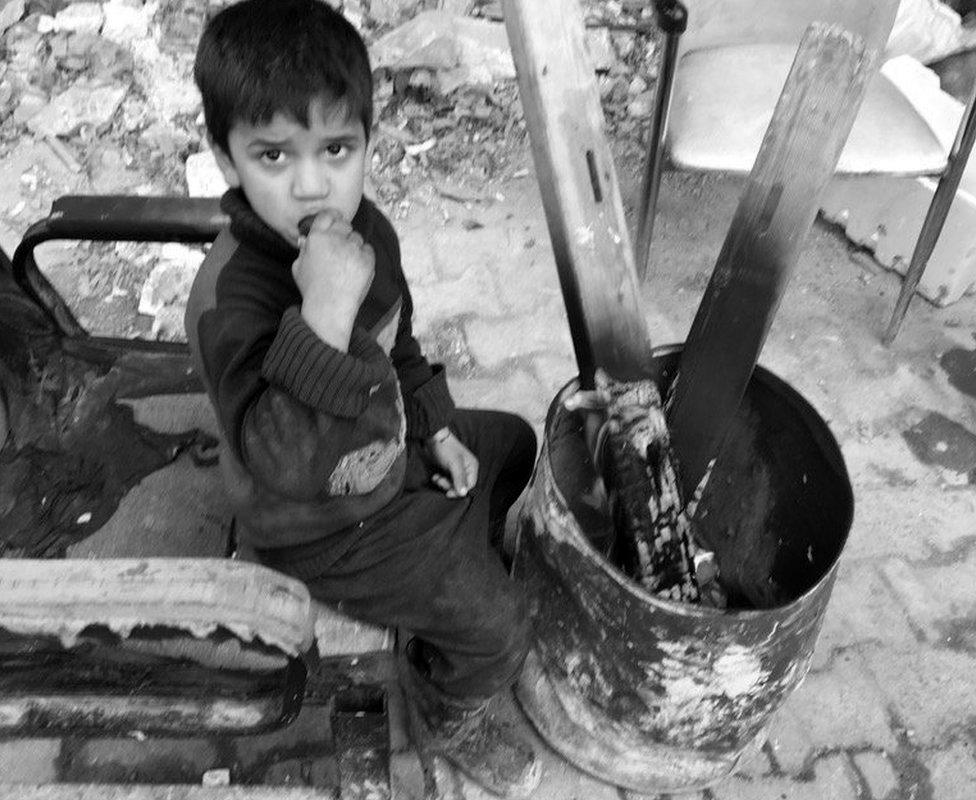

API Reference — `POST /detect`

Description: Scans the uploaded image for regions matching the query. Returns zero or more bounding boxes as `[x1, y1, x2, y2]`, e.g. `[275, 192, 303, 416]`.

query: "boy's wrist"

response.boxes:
[428, 427, 452, 445]
[300, 302, 354, 352]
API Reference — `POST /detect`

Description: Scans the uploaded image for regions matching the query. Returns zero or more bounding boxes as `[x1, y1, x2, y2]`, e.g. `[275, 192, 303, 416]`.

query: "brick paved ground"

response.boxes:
[2, 169, 975, 799]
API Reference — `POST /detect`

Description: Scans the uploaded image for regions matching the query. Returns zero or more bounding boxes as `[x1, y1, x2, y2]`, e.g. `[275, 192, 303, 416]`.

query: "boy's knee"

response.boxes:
[477, 582, 531, 683]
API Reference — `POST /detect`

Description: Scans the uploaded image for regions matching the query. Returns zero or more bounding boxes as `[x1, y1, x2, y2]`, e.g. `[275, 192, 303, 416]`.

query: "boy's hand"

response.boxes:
[427, 428, 479, 498]
[292, 210, 375, 351]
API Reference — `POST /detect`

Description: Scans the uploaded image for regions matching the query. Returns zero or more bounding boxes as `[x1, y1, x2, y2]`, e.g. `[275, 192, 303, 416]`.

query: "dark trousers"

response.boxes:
[260, 409, 538, 700]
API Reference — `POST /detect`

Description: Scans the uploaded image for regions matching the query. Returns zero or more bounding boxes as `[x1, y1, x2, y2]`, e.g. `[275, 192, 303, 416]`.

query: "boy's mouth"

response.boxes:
[297, 215, 316, 237]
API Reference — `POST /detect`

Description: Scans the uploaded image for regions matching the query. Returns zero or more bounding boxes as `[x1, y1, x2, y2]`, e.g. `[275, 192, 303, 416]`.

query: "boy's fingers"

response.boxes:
[300, 210, 351, 238]
[448, 459, 470, 497]
[465, 454, 479, 488]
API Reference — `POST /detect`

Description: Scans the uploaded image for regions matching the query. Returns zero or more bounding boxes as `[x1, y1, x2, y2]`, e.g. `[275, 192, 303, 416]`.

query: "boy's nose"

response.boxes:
[293, 161, 329, 198]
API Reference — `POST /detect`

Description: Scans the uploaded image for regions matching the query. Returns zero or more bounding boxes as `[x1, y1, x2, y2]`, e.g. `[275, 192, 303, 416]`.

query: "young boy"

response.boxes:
[187, 0, 541, 796]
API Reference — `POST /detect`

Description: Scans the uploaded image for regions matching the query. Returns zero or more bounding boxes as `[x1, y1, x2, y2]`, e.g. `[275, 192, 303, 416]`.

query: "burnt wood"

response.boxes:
[502, 0, 654, 388]
[667, 24, 876, 499]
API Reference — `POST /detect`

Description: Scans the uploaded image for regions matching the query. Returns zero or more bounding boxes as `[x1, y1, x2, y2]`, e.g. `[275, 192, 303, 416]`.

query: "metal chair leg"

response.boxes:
[883, 81, 976, 344]
[635, 0, 687, 282]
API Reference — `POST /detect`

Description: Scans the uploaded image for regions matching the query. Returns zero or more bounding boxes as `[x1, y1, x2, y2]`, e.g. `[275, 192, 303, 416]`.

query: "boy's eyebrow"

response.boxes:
[246, 136, 292, 148]
[243, 126, 364, 149]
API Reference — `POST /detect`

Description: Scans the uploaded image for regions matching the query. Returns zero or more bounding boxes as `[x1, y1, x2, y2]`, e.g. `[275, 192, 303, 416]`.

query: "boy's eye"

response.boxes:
[325, 142, 349, 157]
[260, 149, 284, 164]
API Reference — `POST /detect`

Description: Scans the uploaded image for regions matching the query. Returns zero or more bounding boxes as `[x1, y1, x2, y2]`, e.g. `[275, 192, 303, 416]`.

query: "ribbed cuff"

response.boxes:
[404, 364, 455, 438]
[262, 307, 391, 418]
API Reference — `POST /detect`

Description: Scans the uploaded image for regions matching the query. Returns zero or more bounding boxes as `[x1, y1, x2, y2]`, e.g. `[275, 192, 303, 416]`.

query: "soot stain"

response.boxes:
[940, 346, 976, 400]
[902, 411, 976, 475]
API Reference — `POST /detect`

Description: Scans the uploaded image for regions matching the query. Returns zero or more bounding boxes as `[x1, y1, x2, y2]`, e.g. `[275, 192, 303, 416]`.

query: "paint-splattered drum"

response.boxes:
[513, 345, 853, 793]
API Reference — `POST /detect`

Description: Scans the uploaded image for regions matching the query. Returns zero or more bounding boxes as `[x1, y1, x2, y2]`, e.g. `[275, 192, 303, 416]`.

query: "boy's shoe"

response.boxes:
[397, 642, 542, 799]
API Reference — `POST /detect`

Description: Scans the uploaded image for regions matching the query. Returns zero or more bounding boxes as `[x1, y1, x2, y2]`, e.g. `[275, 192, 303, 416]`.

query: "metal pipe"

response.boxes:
[635, 0, 687, 282]
[883, 81, 976, 345]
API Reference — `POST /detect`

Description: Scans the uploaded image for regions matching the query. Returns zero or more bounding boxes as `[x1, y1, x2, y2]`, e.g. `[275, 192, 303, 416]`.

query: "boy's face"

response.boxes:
[214, 96, 367, 246]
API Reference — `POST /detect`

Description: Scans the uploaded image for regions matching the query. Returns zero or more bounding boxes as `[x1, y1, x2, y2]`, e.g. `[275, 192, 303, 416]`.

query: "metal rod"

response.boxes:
[883, 82, 976, 345]
[635, 0, 687, 282]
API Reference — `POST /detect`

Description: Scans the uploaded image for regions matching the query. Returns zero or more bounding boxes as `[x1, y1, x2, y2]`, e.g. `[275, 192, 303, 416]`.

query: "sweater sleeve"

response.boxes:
[197, 271, 404, 501]
[374, 215, 456, 439]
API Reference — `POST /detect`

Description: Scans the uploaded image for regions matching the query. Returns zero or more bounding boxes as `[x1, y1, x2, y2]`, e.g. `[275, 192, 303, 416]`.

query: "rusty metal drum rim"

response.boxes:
[537, 342, 854, 620]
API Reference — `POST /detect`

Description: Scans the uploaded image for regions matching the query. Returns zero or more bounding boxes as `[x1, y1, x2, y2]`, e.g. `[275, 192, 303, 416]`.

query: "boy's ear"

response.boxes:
[211, 141, 242, 189]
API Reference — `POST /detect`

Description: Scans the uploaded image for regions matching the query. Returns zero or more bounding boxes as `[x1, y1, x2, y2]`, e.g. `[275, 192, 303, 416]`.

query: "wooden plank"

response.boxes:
[506, 0, 702, 599]
[503, 0, 652, 387]
[666, 24, 875, 499]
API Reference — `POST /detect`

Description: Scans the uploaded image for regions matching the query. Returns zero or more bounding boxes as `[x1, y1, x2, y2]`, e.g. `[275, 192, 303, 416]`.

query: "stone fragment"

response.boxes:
[627, 90, 653, 118]
[26, 80, 127, 136]
[373, 10, 459, 71]
[0, 0, 25, 35]
[87, 34, 134, 80]
[134, 48, 201, 119]
[340, 0, 363, 29]
[440, 0, 473, 12]
[100, 0, 153, 42]
[612, 30, 635, 60]
[185, 150, 228, 197]
[369, 0, 419, 27]
[628, 75, 648, 96]
[0, 75, 15, 119]
[5, 26, 44, 75]
[372, 10, 514, 85]
[142, 121, 189, 158]
[48, 30, 69, 59]
[51, 1, 103, 34]
[139, 244, 205, 338]
[89, 145, 140, 193]
[12, 88, 48, 125]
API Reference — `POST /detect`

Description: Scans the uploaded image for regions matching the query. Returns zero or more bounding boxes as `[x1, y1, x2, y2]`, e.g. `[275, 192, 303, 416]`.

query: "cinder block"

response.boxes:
[821, 174, 976, 306]
[820, 56, 976, 307]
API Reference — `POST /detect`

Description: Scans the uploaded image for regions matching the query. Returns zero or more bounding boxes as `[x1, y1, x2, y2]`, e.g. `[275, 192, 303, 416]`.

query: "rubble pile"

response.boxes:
[0, 0, 659, 338]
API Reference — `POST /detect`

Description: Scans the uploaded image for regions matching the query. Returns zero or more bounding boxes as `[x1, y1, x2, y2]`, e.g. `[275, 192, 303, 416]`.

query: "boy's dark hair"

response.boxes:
[194, 0, 373, 154]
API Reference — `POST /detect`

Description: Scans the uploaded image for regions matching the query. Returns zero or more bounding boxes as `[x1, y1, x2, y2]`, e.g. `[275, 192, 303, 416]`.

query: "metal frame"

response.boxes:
[10, 195, 227, 342]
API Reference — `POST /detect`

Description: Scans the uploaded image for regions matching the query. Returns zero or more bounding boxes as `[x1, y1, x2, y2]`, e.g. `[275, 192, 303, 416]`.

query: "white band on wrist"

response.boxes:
[431, 427, 451, 444]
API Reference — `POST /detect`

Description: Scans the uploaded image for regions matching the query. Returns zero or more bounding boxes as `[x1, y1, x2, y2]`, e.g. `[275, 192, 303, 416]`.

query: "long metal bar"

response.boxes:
[634, 0, 687, 282]
[883, 82, 976, 344]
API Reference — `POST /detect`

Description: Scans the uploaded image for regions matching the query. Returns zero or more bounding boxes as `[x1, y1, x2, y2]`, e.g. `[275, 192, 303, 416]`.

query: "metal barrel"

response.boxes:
[513, 345, 853, 793]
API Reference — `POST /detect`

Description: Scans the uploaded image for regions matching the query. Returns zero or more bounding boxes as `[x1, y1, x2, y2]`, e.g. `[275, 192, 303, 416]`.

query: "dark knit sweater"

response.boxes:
[194, 189, 455, 549]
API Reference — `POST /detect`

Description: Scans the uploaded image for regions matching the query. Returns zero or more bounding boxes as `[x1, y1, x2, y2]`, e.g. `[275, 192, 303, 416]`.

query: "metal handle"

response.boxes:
[10, 195, 226, 338]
